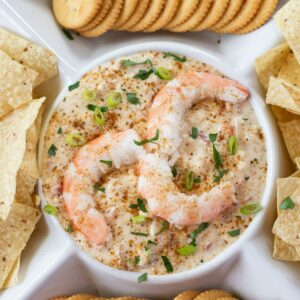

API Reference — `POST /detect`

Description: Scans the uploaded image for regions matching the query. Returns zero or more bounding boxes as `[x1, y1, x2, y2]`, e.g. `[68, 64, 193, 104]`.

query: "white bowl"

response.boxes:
[38, 41, 280, 298]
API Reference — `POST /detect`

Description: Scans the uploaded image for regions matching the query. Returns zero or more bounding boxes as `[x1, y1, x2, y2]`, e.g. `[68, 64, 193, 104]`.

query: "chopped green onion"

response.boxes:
[134, 69, 153, 80]
[228, 135, 238, 155]
[94, 183, 105, 193]
[100, 159, 112, 167]
[62, 28, 74, 40]
[48, 144, 57, 157]
[127, 255, 140, 265]
[209, 133, 218, 143]
[177, 245, 197, 256]
[65, 133, 86, 147]
[137, 198, 148, 212]
[94, 107, 105, 126]
[156, 220, 169, 235]
[212, 143, 223, 169]
[87, 104, 108, 112]
[280, 196, 295, 210]
[43, 204, 58, 216]
[163, 52, 187, 63]
[189, 222, 209, 246]
[191, 127, 199, 139]
[131, 215, 146, 224]
[156, 67, 173, 80]
[65, 222, 74, 233]
[185, 170, 195, 191]
[161, 256, 173, 273]
[171, 165, 177, 177]
[121, 59, 148, 67]
[68, 81, 80, 91]
[131, 231, 148, 237]
[82, 89, 97, 101]
[134, 130, 159, 146]
[240, 203, 262, 215]
[126, 92, 140, 105]
[214, 169, 227, 183]
[147, 240, 157, 246]
[228, 229, 240, 237]
[129, 203, 138, 209]
[57, 128, 62, 134]
[106, 92, 122, 108]
[193, 176, 201, 184]
[137, 272, 148, 283]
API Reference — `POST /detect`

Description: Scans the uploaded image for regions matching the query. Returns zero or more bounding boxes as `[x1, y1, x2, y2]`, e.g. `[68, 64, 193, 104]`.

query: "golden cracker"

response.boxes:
[216, 0, 262, 33]
[80, 0, 124, 37]
[170, 0, 213, 32]
[116, 0, 150, 30]
[194, 290, 232, 300]
[165, 0, 200, 29]
[52, 0, 103, 29]
[77, 0, 112, 32]
[211, 0, 244, 30]
[113, 0, 139, 28]
[67, 295, 97, 300]
[144, 0, 180, 32]
[128, 0, 166, 32]
[235, 0, 278, 34]
[174, 290, 200, 300]
[109, 298, 148, 300]
[217, 298, 239, 300]
[193, 0, 230, 31]
[50, 297, 68, 300]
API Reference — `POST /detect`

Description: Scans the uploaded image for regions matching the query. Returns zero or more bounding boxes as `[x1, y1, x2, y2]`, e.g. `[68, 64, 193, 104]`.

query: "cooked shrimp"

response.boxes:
[63, 129, 146, 245]
[147, 71, 249, 164]
[138, 154, 237, 226]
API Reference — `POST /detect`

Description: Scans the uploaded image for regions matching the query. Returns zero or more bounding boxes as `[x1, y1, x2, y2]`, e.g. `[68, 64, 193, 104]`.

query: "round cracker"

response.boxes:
[113, 0, 139, 28]
[144, 0, 180, 32]
[116, 0, 150, 30]
[67, 295, 97, 300]
[165, 0, 200, 29]
[193, 0, 230, 31]
[211, 0, 244, 30]
[50, 297, 68, 300]
[174, 290, 200, 300]
[235, 0, 278, 34]
[52, 0, 103, 29]
[80, 0, 124, 37]
[170, 0, 213, 32]
[128, 0, 166, 32]
[194, 290, 232, 300]
[217, 298, 239, 300]
[77, 0, 112, 32]
[216, 0, 262, 33]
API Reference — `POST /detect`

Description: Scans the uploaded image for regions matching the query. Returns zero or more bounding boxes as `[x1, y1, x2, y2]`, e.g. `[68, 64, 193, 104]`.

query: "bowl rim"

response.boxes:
[38, 40, 279, 285]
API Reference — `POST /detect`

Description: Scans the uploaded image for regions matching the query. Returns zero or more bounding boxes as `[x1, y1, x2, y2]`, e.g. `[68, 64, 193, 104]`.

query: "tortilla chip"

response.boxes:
[266, 77, 300, 114]
[0, 98, 45, 220]
[270, 105, 300, 122]
[255, 43, 290, 90]
[1, 257, 20, 289]
[0, 203, 40, 287]
[278, 53, 300, 90]
[274, 0, 300, 65]
[16, 106, 44, 207]
[0, 28, 57, 86]
[291, 170, 300, 178]
[273, 235, 300, 261]
[278, 120, 300, 163]
[0, 50, 38, 118]
[295, 157, 300, 169]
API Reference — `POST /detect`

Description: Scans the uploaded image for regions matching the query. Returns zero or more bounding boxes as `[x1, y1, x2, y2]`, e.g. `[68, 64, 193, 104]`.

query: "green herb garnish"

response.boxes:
[87, 104, 108, 112]
[131, 231, 148, 237]
[65, 133, 86, 147]
[82, 89, 97, 101]
[228, 135, 238, 155]
[128, 255, 140, 265]
[57, 128, 62, 134]
[94, 106, 105, 126]
[68, 81, 80, 91]
[129, 203, 138, 209]
[177, 245, 197, 256]
[134, 130, 159, 146]
[94, 183, 105, 193]
[156, 220, 169, 235]
[134, 69, 153, 80]
[127, 92, 140, 105]
[185, 170, 195, 191]
[189, 222, 209, 246]
[131, 215, 146, 224]
[191, 127, 199, 139]
[122, 59, 148, 67]
[161, 256, 173, 273]
[62, 28, 74, 40]
[100, 159, 112, 167]
[106, 92, 122, 108]
[171, 165, 177, 177]
[228, 229, 240, 237]
[137, 198, 148, 212]
[240, 203, 262, 215]
[214, 169, 227, 183]
[48, 144, 57, 157]
[163, 52, 187, 63]
[156, 67, 173, 80]
[43, 204, 58, 216]
[65, 222, 74, 233]
[280, 196, 295, 210]
[137, 272, 148, 283]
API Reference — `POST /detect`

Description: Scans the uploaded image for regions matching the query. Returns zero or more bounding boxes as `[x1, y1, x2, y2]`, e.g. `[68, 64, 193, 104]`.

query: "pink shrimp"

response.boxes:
[63, 129, 146, 245]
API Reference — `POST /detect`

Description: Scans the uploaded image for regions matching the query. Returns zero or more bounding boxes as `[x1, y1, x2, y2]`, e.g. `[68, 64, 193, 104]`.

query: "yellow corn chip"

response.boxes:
[278, 52, 300, 89]
[1, 257, 20, 289]
[273, 235, 300, 261]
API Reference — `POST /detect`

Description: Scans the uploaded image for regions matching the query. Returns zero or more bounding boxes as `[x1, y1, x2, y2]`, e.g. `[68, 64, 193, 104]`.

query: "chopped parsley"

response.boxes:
[137, 198, 148, 212]
[191, 127, 199, 139]
[189, 222, 209, 246]
[128, 255, 140, 265]
[57, 127, 62, 134]
[126, 92, 140, 105]
[100, 159, 112, 167]
[161, 256, 173, 273]
[131, 231, 148, 237]
[137, 272, 148, 283]
[87, 104, 108, 112]
[43, 204, 58, 216]
[121, 59, 148, 67]
[62, 28, 74, 40]
[163, 52, 187, 63]
[134, 129, 159, 146]
[171, 165, 177, 177]
[156, 220, 169, 235]
[68, 81, 80, 91]
[48, 144, 57, 157]
[228, 229, 240, 237]
[129, 203, 138, 209]
[94, 183, 105, 193]
[280, 196, 295, 210]
[65, 222, 74, 233]
[134, 69, 153, 80]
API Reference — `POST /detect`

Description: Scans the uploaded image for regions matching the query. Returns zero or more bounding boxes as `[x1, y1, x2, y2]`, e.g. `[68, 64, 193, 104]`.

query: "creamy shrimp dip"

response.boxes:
[42, 51, 267, 276]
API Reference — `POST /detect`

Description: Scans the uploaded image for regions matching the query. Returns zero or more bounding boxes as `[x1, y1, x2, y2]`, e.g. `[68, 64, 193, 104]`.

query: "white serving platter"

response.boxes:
[0, 1, 299, 300]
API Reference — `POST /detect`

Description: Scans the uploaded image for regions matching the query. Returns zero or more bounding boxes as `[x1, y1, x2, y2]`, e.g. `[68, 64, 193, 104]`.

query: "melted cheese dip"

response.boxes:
[42, 51, 267, 275]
